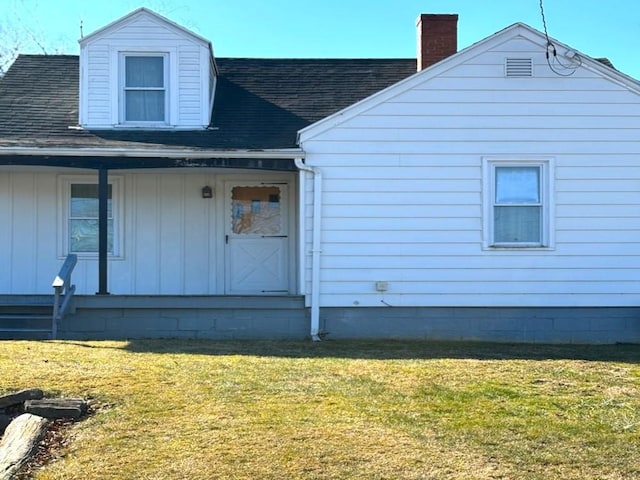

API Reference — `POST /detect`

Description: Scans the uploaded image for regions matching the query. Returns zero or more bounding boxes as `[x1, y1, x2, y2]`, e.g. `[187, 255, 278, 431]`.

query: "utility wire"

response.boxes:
[539, 0, 552, 45]
[539, 0, 581, 76]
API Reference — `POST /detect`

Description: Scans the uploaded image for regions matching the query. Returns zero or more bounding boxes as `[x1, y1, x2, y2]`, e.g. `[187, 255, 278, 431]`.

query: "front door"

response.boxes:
[225, 183, 289, 294]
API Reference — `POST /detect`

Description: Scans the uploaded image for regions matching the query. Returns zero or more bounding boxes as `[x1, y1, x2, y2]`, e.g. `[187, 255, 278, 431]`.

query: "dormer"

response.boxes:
[79, 8, 216, 130]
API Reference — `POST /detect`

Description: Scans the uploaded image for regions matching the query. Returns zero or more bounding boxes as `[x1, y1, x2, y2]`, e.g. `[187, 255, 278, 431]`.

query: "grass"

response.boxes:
[1, 339, 639, 479]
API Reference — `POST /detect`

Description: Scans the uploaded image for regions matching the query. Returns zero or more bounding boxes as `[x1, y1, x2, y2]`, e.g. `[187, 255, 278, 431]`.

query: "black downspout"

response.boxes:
[97, 167, 109, 295]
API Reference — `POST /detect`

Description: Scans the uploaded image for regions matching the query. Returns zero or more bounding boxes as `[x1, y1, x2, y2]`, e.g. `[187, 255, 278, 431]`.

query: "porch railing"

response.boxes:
[51, 254, 77, 339]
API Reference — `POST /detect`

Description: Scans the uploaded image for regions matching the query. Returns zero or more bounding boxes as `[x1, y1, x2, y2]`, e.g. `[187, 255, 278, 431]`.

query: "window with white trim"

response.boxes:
[121, 54, 168, 124]
[483, 159, 553, 248]
[60, 177, 123, 257]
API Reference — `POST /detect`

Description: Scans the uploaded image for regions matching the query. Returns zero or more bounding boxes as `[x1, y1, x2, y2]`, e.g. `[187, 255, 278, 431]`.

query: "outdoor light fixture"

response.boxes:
[201, 186, 213, 198]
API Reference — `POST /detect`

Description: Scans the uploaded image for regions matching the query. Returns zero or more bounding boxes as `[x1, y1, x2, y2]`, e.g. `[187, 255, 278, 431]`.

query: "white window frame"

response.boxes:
[119, 52, 169, 126]
[58, 176, 124, 259]
[482, 157, 554, 249]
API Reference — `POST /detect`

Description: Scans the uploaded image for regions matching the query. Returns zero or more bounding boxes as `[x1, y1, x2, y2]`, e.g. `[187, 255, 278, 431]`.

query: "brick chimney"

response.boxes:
[416, 14, 458, 71]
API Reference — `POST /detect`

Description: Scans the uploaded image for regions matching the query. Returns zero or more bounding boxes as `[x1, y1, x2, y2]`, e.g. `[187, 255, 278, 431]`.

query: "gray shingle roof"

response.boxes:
[0, 55, 416, 150]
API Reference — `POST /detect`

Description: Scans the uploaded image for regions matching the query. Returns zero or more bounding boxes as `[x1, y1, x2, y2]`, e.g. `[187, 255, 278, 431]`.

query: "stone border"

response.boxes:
[0, 390, 88, 479]
[0, 414, 49, 479]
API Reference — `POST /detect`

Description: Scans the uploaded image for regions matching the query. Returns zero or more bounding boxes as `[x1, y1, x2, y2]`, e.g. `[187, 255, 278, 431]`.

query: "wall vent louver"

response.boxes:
[505, 58, 533, 77]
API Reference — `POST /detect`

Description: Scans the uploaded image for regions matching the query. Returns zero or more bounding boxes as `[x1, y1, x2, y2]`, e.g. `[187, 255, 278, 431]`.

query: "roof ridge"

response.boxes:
[16, 53, 79, 59]
[216, 57, 416, 63]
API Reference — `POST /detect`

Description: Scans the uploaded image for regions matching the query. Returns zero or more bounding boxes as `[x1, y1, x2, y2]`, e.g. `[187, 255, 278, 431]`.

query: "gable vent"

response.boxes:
[505, 58, 533, 77]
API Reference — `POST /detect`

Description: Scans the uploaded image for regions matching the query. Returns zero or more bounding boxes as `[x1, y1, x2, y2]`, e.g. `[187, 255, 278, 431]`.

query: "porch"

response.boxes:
[0, 294, 308, 340]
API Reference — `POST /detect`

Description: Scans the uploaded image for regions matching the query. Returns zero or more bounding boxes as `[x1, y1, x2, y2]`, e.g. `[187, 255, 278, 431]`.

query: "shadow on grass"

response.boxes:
[76, 338, 640, 363]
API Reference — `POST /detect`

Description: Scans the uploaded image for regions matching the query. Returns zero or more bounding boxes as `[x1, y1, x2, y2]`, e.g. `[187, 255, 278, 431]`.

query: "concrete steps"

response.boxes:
[0, 300, 53, 340]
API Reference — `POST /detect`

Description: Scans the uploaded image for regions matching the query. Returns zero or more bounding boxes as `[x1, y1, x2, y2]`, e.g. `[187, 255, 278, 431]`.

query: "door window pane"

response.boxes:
[232, 186, 282, 235]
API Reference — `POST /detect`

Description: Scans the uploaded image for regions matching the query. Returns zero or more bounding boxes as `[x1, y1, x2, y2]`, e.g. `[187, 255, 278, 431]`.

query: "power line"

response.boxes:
[538, 0, 581, 76]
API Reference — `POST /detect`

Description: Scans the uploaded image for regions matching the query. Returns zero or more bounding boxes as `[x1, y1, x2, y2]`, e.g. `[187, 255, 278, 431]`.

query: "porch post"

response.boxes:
[97, 167, 109, 295]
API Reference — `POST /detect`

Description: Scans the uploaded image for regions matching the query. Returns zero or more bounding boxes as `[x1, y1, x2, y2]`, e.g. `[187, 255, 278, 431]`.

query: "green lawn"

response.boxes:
[2, 340, 639, 479]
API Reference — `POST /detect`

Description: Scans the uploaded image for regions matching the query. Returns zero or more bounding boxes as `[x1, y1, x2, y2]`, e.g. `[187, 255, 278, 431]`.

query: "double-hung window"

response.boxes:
[483, 158, 553, 248]
[69, 184, 113, 253]
[122, 54, 168, 123]
[60, 177, 122, 257]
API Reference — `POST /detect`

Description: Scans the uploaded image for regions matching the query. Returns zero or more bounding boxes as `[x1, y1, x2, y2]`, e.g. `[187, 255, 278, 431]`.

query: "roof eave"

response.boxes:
[0, 146, 305, 160]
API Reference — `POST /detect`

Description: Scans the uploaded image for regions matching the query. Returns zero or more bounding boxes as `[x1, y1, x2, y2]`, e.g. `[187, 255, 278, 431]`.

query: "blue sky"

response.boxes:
[1, 0, 639, 78]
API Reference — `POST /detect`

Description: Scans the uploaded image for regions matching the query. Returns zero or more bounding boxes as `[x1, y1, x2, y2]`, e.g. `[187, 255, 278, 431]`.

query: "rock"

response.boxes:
[0, 389, 44, 410]
[0, 416, 10, 436]
[24, 399, 87, 419]
[0, 413, 49, 480]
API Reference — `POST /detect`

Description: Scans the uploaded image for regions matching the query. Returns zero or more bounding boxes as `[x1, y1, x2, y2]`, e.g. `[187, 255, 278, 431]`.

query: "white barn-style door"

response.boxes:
[224, 182, 289, 294]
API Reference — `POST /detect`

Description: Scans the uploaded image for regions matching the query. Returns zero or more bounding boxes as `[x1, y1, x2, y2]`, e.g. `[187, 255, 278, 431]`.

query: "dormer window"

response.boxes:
[122, 54, 168, 124]
[79, 8, 215, 130]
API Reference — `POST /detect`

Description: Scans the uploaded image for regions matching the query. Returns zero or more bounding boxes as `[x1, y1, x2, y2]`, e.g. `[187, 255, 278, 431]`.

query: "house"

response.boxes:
[0, 8, 639, 343]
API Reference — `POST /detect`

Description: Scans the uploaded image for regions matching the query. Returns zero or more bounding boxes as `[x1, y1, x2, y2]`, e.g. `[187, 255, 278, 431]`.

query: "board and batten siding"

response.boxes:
[117, 173, 218, 295]
[80, 11, 211, 128]
[300, 35, 640, 308]
[0, 170, 219, 295]
[0, 170, 295, 295]
[0, 172, 59, 294]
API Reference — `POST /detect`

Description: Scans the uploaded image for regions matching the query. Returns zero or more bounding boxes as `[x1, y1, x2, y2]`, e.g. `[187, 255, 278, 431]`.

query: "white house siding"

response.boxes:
[0, 169, 294, 295]
[80, 12, 210, 128]
[116, 172, 217, 295]
[0, 171, 60, 294]
[300, 35, 640, 309]
[177, 45, 204, 125]
[83, 44, 111, 126]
